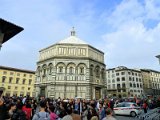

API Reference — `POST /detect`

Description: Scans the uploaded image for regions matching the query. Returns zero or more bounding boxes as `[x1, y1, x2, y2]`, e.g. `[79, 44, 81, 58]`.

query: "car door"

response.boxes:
[123, 103, 131, 115]
[114, 103, 124, 115]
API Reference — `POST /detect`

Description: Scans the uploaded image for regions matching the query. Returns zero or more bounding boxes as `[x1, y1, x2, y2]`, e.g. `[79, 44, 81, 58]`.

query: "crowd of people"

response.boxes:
[0, 89, 160, 120]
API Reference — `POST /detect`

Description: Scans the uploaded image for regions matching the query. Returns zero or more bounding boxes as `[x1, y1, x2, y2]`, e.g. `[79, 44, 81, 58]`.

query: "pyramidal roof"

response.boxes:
[57, 28, 88, 45]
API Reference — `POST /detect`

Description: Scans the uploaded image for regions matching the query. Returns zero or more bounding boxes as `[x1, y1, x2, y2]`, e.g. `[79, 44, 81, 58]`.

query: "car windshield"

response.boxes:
[117, 102, 138, 107]
[131, 103, 138, 107]
[125, 103, 131, 107]
[116, 103, 125, 107]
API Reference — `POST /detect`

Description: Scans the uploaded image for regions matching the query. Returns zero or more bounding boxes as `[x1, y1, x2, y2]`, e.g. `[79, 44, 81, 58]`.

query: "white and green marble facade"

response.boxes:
[35, 30, 106, 99]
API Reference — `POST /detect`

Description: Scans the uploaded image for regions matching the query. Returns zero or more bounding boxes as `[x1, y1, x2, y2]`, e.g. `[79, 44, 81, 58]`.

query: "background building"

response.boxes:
[141, 69, 160, 96]
[35, 29, 106, 99]
[106, 66, 143, 98]
[0, 66, 35, 97]
[140, 69, 152, 96]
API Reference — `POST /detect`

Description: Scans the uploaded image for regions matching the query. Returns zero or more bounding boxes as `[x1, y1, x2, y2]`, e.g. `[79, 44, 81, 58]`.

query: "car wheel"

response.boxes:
[130, 111, 136, 117]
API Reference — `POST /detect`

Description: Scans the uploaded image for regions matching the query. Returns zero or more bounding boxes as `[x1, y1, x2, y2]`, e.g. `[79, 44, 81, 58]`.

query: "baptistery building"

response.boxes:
[35, 29, 106, 99]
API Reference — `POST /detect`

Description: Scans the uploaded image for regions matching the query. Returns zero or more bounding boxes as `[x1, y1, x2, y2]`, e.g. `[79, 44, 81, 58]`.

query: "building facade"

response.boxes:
[141, 69, 160, 96]
[0, 66, 35, 97]
[106, 66, 143, 98]
[35, 29, 106, 99]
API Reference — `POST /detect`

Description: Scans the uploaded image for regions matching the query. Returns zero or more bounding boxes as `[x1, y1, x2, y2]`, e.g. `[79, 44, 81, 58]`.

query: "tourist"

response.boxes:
[8, 102, 17, 118]
[81, 103, 88, 120]
[13, 102, 26, 120]
[98, 103, 106, 120]
[143, 100, 148, 113]
[0, 89, 10, 120]
[48, 104, 59, 120]
[90, 108, 99, 120]
[22, 100, 32, 120]
[32, 100, 50, 120]
[102, 108, 117, 120]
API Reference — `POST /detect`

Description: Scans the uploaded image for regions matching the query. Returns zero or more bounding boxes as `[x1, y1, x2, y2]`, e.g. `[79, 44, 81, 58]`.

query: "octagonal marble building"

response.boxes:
[35, 29, 106, 99]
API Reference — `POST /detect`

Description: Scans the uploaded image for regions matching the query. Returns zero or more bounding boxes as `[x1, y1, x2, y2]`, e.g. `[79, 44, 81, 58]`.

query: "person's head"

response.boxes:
[48, 104, 55, 113]
[90, 103, 95, 108]
[99, 103, 103, 108]
[40, 100, 46, 109]
[60, 102, 65, 109]
[17, 102, 23, 110]
[82, 103, 87, 110]
[17, 98, 21, 103]
[25, 100, 31, 108]
[106, 108, 113, 116]
[9, 102, 17, 111]
[91, 109, 98, 116]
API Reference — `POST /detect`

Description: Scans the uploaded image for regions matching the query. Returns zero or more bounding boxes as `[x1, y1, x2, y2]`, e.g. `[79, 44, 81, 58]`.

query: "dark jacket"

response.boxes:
[0, 103, 10, 120]
[11, 109, 26, 120]
[157, 100, 160, 107]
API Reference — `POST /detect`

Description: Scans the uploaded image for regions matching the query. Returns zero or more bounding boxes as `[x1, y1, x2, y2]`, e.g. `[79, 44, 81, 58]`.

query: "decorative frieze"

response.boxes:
[39, 45, 104, 63]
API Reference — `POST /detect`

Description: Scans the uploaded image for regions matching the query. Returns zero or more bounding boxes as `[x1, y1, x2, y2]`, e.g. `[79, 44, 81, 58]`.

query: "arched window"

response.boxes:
[42, 65, 47, 77]
[130, 83, 132, 87]
[133, 83, 136, 87]
[112, 79, 115, 83]
[69, 67, 73, 74]
[122, 77, 125, 81]
[140, 84, 142, 88]
[95, 66, 100, 78]
[43, 69, 46, 76]
[80, 67, 84, 74]
[38, 70, 40, 76]
[48, 64, 53, 74]
[42, 68, 46, 77]
[59, 66, 63, 73]
[56, 63, 66, 74]
[122, 83, 126, 88]
[117, 77, 120, 82]
[37, 67, 41, 76]
[2, 76, 6, 83]
[101, 69, 105, 79]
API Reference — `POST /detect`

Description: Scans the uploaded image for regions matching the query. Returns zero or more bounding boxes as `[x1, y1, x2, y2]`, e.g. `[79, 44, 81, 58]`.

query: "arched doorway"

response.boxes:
[95, 87, 101, 99]
[40, 87, 46, 97]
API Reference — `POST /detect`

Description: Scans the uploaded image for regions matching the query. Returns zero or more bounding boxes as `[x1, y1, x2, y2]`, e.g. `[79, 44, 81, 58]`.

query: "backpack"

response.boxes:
[16, 110, 27, 120]
[36, 112, 49, 120]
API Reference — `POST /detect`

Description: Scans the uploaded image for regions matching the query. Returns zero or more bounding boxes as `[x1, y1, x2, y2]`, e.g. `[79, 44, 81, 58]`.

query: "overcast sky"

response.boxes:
[1, 0, 160, 71]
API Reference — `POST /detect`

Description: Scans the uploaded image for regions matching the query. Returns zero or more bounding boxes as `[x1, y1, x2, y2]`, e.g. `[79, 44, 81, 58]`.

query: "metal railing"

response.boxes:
[136, 107, 160, 120]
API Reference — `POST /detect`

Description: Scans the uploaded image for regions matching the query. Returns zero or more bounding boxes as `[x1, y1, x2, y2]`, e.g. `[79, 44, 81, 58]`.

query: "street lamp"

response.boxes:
[0, 18, 23, 50]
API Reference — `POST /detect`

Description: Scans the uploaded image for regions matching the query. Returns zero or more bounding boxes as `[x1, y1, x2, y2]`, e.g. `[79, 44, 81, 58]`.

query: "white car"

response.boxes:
[113, 102, 142, 117]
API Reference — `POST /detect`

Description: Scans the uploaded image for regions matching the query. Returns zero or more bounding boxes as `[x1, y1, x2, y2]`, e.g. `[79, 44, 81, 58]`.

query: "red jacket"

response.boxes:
[22, 106, 32, 120]
[143, 103, 147, 109]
